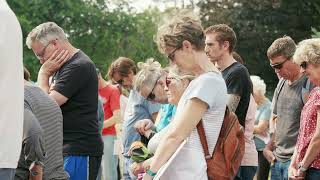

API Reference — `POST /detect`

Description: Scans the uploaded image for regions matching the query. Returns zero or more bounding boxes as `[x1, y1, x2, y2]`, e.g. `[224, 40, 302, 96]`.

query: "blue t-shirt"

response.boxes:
[156, 104, 177, 132]
[254, 99, 271, 151]
[122, 90, 161, 156]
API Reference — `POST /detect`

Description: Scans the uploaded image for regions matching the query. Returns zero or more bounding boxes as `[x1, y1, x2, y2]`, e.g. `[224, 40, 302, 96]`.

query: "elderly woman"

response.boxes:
[250, 75, 271, 180]
[131, 66, 195, 177]
[143, 13, 227, 180]
[289, 38, 320, 180]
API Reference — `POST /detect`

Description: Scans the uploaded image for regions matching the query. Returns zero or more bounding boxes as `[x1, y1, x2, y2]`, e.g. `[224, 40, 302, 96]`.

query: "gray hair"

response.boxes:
[134, 58, 163, 92]
[250, 75, 266, 96]
[267, 36, 296, 60]
[167, 65, 195, 81]
[26, 22, 68, 48]
[293, 38, 320, 65]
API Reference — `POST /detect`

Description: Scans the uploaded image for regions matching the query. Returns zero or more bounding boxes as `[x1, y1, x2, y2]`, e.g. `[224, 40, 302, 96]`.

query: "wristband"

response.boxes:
[146, 169, 157, 177]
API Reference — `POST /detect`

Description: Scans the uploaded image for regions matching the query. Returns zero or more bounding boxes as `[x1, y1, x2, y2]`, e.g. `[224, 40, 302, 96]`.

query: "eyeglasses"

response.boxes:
[300, 61, 308, 69]
[116, 79, 124, 85]
[270, 58, 289, 69]
[147, 76, 161, 101]
[165, 76, 174, 87]
[35, 41, 52, 60]
[167, 48, 179, 62]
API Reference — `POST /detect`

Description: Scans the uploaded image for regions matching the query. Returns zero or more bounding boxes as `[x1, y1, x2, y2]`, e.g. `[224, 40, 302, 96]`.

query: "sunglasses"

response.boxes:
[116, 79, 123, 85]
[270, 59, 289, 69]
[300, 61, 308, 69]
[147, 76, 161, 101]
[165, 77, 174, 87]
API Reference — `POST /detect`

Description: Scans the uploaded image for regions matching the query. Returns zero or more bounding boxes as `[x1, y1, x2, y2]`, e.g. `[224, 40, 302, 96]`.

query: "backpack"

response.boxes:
[196, 107, 245, 180]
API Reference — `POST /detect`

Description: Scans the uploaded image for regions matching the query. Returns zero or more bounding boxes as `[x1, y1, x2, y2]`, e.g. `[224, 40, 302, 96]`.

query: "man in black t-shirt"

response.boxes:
[204, 23, 253, 180]
[26, 22, 103, 180]
[204, 24, 252, 128]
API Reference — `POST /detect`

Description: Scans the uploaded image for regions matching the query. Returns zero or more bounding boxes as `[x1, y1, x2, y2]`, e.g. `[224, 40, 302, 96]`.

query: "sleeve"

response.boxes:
[146, 101, 161, 115]
[110, 87, 121, 112]
[24, 135, 46, 168]
[225, 67, 247, 95]
[186, 74, 226, 109]
[53, 63, 90, 98]
[259, 105, 272, 121]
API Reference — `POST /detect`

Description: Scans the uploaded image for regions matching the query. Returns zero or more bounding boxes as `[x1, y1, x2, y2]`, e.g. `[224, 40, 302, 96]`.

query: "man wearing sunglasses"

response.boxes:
[263, 36, 313, 180]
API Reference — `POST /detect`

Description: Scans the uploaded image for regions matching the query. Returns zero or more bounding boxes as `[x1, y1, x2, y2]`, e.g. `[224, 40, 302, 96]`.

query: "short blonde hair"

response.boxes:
[250, 75, 266, 96]
[134, 58, 163, 93]
[26, 22, 68, 48]
[267, 36, 296, 59]
[155, 11, 205, 53]
[293, 38, 320, 65]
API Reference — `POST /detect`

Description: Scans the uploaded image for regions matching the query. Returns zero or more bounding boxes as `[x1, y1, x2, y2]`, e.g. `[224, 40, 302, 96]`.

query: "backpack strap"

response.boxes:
[196, 119, 211, 159]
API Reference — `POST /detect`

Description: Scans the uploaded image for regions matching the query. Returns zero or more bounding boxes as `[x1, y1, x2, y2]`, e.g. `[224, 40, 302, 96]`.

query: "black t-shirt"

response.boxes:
[222, 62, 252, 127]
[52, 50, 103, 156]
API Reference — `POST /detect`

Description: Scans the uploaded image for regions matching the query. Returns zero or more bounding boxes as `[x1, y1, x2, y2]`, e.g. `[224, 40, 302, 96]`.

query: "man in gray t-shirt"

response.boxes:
[264, 36, 313, 180]
[24, 83, 68, 180]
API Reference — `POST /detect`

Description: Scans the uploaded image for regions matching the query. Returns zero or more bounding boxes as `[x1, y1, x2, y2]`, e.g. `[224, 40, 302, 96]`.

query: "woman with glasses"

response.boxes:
[143, 13, 227, 180]
[110, 57, 162, 180]
[288, 38, 320, 180]
[131, 65, 195, 178]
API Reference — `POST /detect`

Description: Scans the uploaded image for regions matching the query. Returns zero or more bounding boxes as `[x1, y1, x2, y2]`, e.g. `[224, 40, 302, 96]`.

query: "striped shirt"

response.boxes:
[24, 84, 68, 180]
[161, 72, 227, 180]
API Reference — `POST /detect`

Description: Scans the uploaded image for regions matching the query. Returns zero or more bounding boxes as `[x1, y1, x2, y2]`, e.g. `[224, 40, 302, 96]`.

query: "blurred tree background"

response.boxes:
[8, 0, 320, 95]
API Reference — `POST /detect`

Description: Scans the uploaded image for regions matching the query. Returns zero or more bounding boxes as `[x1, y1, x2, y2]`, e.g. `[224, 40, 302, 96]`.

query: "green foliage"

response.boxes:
[8, 0, 168, 80]
[198, 0, 320, 92]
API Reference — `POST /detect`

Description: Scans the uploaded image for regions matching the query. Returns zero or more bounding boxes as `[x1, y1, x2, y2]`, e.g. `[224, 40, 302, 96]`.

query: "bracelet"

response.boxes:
[146, 169, 157, 177]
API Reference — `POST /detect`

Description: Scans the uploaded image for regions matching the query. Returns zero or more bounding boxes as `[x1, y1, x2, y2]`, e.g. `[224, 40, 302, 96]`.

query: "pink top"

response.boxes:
[241, 95, 258, 166]
[295, 87, 320, 169]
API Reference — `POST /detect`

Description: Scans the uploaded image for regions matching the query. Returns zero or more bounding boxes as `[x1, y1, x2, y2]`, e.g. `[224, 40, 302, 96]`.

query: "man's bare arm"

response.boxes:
[227, 94, 241, 112]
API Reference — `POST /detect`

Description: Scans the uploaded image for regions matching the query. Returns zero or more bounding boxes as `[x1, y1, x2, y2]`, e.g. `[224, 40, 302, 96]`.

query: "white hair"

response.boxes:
[293, 38, 320, 65]
[250, 75, 266, 96]
[134, 58, 163, 92]
[26, 22, 68, 48]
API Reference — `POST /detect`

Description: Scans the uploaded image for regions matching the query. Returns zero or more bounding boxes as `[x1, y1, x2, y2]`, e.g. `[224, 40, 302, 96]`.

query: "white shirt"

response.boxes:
[160, 72, 227, 180]
[0, 0, 24, 168]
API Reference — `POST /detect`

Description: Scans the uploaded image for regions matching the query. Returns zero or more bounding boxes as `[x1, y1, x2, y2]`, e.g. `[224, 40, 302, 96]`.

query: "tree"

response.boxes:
[198, 0, 320, 94]
[8, 0, 167, 80]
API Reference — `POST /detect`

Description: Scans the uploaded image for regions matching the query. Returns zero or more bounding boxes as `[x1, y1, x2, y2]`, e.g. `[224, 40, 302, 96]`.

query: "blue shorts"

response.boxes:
[64, 155, 101, 180]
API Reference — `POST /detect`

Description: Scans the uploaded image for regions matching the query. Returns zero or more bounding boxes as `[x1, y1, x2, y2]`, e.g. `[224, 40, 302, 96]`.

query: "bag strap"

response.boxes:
[196, 119, 211, 159]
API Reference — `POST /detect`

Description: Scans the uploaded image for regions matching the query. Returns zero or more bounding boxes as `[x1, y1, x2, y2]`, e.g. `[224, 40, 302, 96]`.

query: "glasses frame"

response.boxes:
[300, 61, 308, 70]
[167, 46, 181, 62]
[270, 58, 290, 69]
[35, 41, 53, 60]
[147, 76, 161, 101]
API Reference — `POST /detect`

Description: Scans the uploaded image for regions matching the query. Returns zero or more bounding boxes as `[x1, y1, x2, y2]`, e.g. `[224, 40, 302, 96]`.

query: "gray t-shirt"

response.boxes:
[24, 84, 69, 179]
[273, 75, 311, 162]
[122, 90, 161, 157]
[15, 108, 45, 180]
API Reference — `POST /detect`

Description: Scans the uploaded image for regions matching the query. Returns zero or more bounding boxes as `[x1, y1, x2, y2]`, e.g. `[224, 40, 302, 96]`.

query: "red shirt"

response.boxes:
[98, 84, 120, 136]
[296, 87, 320, 169]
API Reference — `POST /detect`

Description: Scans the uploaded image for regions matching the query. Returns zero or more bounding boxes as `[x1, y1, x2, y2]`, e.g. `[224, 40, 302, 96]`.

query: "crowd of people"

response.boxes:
[2, 1, 320, 180]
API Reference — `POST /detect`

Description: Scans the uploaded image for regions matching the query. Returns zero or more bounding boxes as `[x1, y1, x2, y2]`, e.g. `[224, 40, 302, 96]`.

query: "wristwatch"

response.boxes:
[298, 162, 308, 172]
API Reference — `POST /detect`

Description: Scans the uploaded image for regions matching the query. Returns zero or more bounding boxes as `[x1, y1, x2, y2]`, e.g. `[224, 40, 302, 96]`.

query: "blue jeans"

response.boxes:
[101, 135, 118, 180]
[270, 160, 291, 180]
[306, 168, 320, 180]
[235, 166, 258, 180]
[123, 156, 136, 180]
[0, 168, 15, 180]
